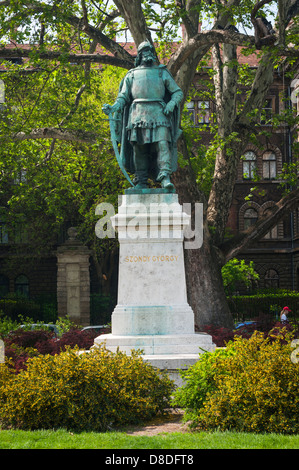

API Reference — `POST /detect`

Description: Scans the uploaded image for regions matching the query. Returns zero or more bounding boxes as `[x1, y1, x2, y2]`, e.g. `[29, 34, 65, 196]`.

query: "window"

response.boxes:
[243, 151, 257, 179]
[244, 208, 258, 230]
[15, 275, 29, 297]
[261, 98, 273, 125]
[186, 100, 195, 124]
[263, 209, 278, 239]
[185, 100, 210, 125]
[263, 151, 276, 179]
[197, 101, 210, 124]
[14, 223, 29, 244]
[13, 169, 27, 184]
[264, 269, 279, 289]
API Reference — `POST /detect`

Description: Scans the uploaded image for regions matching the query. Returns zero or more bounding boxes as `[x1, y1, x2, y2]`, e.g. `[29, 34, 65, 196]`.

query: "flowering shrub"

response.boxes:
[173, 330, 299, 434]
[202, 325, 235, 346]
[0, 347, 174, 431]
[5, 328, 56, 351]
[57, 328, 98, 351]
[3, 329, 57, 372]
[3, 344, 40, 374]
[3, 327, 103, 372]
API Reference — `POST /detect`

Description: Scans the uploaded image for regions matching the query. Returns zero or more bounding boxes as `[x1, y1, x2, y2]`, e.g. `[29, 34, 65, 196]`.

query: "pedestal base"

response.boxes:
[111, 304, 195, 336]
[94, 332, 215, 386]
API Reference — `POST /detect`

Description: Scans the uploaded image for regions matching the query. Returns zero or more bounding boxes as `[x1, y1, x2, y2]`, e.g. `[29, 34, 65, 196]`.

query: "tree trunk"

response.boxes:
[173, 164, 234, 330]
[185, 231, 234, 329]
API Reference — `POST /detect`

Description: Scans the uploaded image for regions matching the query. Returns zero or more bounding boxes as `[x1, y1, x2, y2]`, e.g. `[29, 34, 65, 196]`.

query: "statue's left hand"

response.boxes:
[102, 104, 112, 115]
[163, 101, 175, 116]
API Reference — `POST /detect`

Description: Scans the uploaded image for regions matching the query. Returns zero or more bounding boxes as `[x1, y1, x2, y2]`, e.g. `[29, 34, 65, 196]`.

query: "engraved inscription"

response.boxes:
[124, 255, 179, 262]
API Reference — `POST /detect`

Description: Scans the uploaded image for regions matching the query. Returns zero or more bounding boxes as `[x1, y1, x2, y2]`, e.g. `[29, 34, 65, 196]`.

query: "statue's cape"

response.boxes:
[115, 66, 182, 180]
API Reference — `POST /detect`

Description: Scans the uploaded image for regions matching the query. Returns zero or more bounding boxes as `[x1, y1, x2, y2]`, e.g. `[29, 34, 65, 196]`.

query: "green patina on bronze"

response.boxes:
[103, 41, 183, 192]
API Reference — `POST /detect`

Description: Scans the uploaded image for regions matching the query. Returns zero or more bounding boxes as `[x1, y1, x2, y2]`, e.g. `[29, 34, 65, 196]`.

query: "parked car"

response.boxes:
[81, 325, 110, 335]
[234, 321, 256, 330]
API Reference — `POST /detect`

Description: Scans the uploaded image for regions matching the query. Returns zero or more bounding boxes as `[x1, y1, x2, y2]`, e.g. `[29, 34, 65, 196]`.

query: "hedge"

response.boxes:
[228, 291, 299, 322]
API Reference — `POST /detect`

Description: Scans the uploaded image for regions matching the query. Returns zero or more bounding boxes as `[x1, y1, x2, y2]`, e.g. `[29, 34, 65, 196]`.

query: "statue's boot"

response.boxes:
[161, 175, 174, 190]
[135, 182, 147, 189]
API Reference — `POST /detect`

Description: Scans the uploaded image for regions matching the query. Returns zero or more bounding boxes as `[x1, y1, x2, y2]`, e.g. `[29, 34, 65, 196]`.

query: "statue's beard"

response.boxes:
[142, 54, 155, 65]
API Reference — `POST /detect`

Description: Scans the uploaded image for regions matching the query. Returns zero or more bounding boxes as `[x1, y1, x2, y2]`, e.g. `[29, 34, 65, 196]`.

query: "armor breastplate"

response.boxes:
[131, 67, 165, 101]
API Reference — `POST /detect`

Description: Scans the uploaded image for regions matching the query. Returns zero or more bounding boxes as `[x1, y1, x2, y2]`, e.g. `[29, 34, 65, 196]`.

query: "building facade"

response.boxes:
[188, 60, 298, 292]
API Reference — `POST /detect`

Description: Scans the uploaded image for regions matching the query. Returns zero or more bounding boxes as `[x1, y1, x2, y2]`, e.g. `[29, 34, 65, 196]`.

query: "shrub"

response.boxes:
[3, 329, 57, 372]
[172, 347, 235, 423]
[5, 328, 56, 351]
[57, 328, 99, 352]
[3, 344, 40, 373]
[174, 330, 299, 434]
[0, 346, 174, 431]
[0, 316, 21, 339]
[202, 325, 235, 346]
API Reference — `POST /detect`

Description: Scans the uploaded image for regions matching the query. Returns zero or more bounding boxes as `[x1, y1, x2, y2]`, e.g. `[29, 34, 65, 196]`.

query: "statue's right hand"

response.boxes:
[102, 104, 112, 115]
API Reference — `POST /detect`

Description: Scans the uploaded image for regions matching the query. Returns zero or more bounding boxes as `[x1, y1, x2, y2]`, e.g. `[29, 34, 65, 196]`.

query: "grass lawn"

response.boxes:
[0, 428, 299, 449]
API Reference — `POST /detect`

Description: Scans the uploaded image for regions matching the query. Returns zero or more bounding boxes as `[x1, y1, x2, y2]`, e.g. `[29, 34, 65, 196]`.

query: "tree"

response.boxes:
[221, 258, 259, 296]
[0, 0, 298, 328]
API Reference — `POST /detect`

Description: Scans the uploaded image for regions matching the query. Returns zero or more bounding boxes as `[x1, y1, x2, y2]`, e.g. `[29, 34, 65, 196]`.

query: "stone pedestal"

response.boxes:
[94, 192, 215, 385]
[56, 227, 91, 326]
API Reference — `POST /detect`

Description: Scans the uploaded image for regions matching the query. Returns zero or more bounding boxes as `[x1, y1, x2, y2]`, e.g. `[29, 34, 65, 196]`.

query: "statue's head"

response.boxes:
[135, 40, 156, 67]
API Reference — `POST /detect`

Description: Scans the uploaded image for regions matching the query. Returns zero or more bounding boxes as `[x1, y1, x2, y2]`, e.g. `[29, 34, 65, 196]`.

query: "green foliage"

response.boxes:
[0, 298, 40, 322]
[173, 331, 299, 434]
[55, 316, 78, 336]
[0, 316, 21, 339]
[172, 347, 236, 422]
[0, 314, 76, 340]
[0, 346, 174, 431]
[277, 161, 299, 194]
[221, 258, 259, 295]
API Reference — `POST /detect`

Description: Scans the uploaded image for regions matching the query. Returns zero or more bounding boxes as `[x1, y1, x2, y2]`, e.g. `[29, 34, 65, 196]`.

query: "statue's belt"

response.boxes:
[132, 98, 165, 104]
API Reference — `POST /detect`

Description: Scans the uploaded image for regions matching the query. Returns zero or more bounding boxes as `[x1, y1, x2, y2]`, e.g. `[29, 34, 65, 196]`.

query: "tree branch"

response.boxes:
[169, 29, 255, 76]
[175, 0, 198, 38]
[238, 52, 274, 127]
[3, 128, 99, 144]
[0, 47, 134, 69]
[112, 0, 153, 47]
[221, 187, 299, 263]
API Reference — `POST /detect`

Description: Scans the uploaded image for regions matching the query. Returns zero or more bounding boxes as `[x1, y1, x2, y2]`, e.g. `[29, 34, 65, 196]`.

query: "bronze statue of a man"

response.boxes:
[103, 41, 183, 190]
